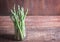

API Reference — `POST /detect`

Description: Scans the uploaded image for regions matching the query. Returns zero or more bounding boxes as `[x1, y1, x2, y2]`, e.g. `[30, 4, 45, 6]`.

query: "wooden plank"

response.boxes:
[0, 0, 60, 16]
[24, 0, 60, 15]
[0, 16, 60, 42]
[0, 16, 60, 34]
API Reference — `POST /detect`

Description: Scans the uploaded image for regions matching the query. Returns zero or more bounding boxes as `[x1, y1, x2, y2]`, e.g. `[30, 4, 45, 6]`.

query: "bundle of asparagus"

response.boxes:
[10, 5, 28, 40]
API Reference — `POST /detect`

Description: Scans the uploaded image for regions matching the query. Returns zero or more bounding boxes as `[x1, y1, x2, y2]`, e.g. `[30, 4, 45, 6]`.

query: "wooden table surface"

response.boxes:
[0, 16, 60, 42]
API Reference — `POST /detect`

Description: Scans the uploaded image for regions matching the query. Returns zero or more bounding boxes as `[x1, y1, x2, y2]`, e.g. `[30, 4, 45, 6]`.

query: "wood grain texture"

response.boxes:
[0, 16, 60, 34]
[0, 0, 60, 16]
[24, 0, 60, 15]
[0, 16, 60, 42]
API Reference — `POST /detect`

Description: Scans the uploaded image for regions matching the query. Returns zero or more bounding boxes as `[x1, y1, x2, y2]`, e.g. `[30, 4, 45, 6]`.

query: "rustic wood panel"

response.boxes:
[0, 16, 60, 34]
[0, 0, 60, 15]
[0, 0, 23, 16]
[24, 0, 60, 15]
[0, 16, 60, 42]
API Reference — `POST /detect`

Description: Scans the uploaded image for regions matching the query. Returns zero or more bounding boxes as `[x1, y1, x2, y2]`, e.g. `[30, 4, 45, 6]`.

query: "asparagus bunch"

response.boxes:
[10, 5, 28, 40]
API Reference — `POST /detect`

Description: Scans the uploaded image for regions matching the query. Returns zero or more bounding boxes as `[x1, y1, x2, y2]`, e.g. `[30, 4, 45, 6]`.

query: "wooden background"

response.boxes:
[0, 0, 60, 42]
[0, 0, 60, 16]
[0, 16, 60, 42]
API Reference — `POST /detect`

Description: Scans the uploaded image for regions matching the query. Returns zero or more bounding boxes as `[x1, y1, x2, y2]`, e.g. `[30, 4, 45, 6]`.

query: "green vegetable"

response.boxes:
[10, 5, 28, 40]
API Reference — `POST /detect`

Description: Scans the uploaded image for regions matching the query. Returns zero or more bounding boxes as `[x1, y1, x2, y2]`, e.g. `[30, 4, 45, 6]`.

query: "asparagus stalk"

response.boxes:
[10, 5, 28, 40]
